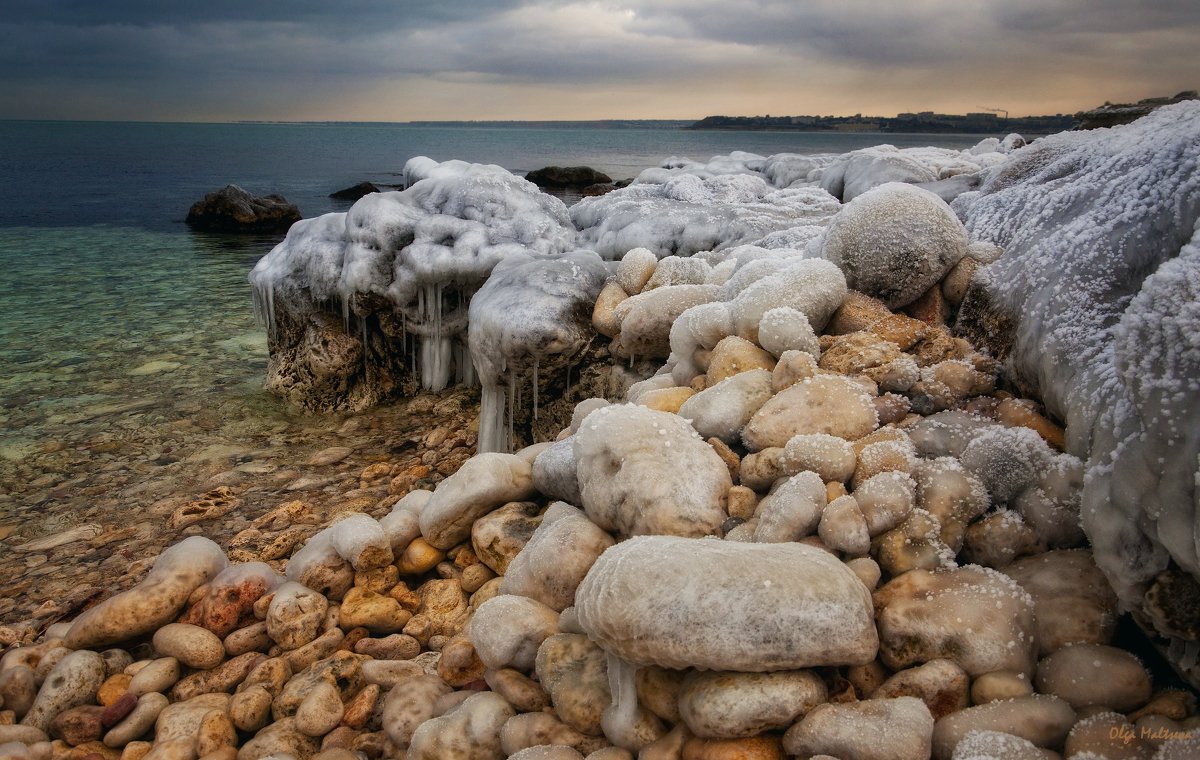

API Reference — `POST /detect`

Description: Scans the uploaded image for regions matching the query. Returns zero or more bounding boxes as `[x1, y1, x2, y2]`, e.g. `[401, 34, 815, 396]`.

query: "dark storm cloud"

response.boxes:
[0, 0, 1197, 120]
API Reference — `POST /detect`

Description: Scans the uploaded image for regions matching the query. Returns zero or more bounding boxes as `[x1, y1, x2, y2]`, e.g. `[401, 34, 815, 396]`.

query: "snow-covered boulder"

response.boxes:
[822, 183, 968, 309]
[954, 101, 1200, 684]
[249, 158, 577, 410]
[572, 174, 840, 259]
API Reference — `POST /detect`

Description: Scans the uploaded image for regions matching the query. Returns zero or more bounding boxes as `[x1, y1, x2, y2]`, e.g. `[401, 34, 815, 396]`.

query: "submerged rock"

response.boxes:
[186, 184, 301, 232]
[525, 166, 613, 188]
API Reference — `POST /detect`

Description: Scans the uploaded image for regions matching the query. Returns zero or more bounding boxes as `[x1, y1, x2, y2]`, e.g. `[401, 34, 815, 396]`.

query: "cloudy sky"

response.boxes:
[1, 0, 1197, 121]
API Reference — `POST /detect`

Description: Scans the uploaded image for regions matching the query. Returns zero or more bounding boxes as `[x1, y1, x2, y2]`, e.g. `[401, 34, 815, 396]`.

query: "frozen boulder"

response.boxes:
[573, 405, 730, 538]
[742, 374, 877, 450]
[782, 697, 934, 760]
[728, 258, 848, 339]
[677, 670, 827, 739]
[874, 566, 1038, 677]
[531, 438, 583, 506]
[468, 249, 609, 453]
[572, 173, 841, 259]
[500, 502, 615, 611]
[575, 536, 878, 670]
[819, 146, 941, 202]
[469, 595, 561, 672]
[952, 103, 1200, 683]
[677, 368, 774, 444]
[65, 537, 228, 649]
[1004, 550, 1118, 655]
[419, 452, 536, 549]
[407, 692, 514, 759]
[613, 285, 722, 359]
[822, 182, 968, 308]
[249, 159, 577, 410]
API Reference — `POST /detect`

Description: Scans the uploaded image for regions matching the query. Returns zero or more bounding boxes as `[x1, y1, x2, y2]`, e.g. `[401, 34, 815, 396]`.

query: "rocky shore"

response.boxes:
[2, 103, 1199, 759]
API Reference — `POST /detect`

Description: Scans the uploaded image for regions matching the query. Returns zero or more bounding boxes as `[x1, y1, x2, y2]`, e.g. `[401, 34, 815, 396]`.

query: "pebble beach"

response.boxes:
[2, 102, 1199, 760]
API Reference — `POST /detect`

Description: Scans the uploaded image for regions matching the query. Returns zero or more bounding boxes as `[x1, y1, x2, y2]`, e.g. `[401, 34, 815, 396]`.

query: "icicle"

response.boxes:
[601, 653, 645, 750]
[341, 293, 351, 334]
[477, 379, 507, 454]
[507, 374, 517, 453]
[532, 359, 539, 420]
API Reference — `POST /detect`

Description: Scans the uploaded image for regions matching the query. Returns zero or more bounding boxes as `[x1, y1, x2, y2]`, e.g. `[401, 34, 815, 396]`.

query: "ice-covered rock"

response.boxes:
[468, 250, 609, 452]
[822, 183, 968, 308]
[953, 103, 1200, 681]
[572, 174, 841, 259]
[677, 368, 774, 444]
[782, 697, 934, 760]
[575, 536, 878, 670]
[742, 374, 877, 450]
[249, 158, 577, 409]
[65, 537, 228, 649]
[419, 452, 536, 549]
[573, 405, 730, 538]
[874, 565, 1038, 677]
[677, 670, 827, 739]
[500, 502, 615, 611]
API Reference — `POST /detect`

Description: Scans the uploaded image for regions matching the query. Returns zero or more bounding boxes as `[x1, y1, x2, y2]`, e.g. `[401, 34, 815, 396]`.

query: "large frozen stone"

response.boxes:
[575, 536, 878, 671]
[874, 565, 1038, 677]
[573, 405, 730, 538]
[614, 285, 722, 359]
[822, 182, 967, 308]
[419, 452, 536, 549]
[782, 696, 934, 760]
[677, 368, 774, 444]
[677, 670, 827, 739]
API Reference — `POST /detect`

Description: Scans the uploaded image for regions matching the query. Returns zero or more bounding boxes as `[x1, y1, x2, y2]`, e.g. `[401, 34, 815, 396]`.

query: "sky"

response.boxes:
[0, 0, 1197, 122]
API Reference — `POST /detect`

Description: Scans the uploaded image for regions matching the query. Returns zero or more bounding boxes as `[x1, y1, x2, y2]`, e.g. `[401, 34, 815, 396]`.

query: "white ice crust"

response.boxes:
[954, 102, 1200, 643]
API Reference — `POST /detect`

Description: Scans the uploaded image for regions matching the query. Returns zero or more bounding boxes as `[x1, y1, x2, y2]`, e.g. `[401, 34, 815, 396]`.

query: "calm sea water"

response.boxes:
[0, 121, 995, 617]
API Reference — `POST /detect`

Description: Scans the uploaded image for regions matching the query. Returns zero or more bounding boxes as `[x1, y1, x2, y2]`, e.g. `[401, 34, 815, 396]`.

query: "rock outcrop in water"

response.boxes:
[524, 166, 612, 189]
[185, 185, 302, 233]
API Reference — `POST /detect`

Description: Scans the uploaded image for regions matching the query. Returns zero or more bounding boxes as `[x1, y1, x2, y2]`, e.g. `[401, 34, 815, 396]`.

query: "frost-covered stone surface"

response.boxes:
[955, 101, 1200, 679]
[572, 173, 840, 259]
[249, 158, 579, 410]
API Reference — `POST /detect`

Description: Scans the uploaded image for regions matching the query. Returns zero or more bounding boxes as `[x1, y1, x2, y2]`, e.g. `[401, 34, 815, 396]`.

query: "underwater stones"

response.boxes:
[337, 588, 410, 634]
[874, 565, 1037, 677]
[742, 374, 877, 450]
[782, 697, 934, 760]
[677, 368, 773, 445]
[573, 405, 730, 538]
[419, 453, 536, 550]
[1004, 550, 1118, 655]
[677, 670, 827, 738]
[1034, 644, 1152, 712]
[236, 716, 318, 760]
[499, 503, 614, 611]
[822, 182, 967, 309]
[575, 536, 877, 670]
[186, 185, 301, 233]
[469, 595, 560, 672]
[65, 537, 228, 650]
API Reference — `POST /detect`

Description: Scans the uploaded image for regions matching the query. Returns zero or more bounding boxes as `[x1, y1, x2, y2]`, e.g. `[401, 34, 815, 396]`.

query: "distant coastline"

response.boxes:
[687, 111, 1076, 135]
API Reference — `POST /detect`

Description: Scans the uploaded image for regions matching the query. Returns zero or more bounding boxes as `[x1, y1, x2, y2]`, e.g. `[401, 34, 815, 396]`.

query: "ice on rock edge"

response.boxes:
[468, 250, 609, 453]
[953, 101, 1200, 674]
[571, 173, 841, 259]
[249, 158, 576, 392]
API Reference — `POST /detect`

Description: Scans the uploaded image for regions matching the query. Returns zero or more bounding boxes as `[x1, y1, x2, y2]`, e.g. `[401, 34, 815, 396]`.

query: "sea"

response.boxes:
[0, 121, 992, 621]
